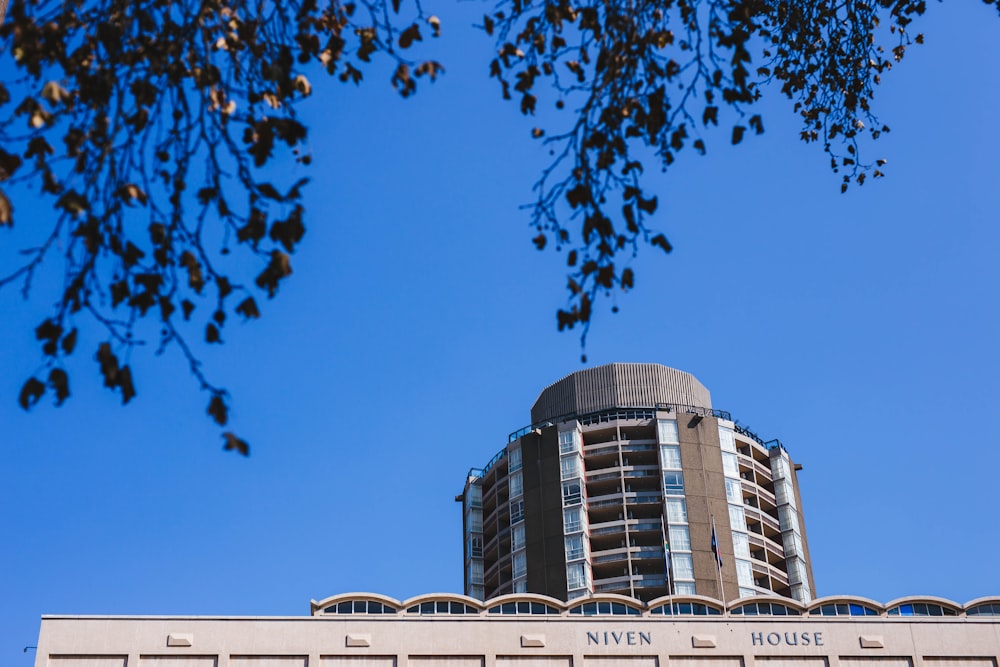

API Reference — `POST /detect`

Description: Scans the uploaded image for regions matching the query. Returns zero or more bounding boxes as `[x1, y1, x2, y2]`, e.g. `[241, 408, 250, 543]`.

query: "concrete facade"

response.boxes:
[34, 594, 1000, 667]
[461, 364, 813, 604]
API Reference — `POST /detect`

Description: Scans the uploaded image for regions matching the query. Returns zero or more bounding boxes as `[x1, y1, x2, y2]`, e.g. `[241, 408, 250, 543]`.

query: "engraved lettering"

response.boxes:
[801, 632, 811, 646]
[784, 632, 798, 646]
[767, 633, 781, 646]
[612, 632, 623, 645]
[814, 633, 824, 647]
[751, 632, 764, 646]
[587, 632, 600, 645]
[627, 632, 636, 645]
[640, 632, 652, 646]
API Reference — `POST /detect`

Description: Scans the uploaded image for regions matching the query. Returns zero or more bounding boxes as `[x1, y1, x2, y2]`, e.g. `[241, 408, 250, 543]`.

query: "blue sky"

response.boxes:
[2, 1, 998, 662]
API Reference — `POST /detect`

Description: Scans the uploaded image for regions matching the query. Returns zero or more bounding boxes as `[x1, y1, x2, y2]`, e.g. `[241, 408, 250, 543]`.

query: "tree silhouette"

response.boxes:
[2, 0, 992, 450]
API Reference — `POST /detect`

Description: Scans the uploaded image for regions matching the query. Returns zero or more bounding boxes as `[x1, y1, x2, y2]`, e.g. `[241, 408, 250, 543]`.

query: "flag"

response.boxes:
[711, 525, 723, 568]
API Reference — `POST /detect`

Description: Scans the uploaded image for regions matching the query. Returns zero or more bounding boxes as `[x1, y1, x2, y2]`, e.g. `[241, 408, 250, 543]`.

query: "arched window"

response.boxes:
[731, 602, 800, 616]
[809, 603, 879, 617]
[487, 601, 561, 615]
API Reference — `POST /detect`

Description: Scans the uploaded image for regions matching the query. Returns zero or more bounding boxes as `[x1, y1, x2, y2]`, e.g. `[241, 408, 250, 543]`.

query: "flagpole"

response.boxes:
[661, 517, 673, 614]
[711, 514, 727, 603]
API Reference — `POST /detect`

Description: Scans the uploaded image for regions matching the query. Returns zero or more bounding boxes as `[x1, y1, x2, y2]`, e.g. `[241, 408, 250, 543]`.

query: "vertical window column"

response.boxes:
[559, 427, 590, 598]
[659, 419, 694, 595]
[720, 425, 755, 598]
[771, 449, 812, 603]
[508, 444, 527, 595]
[464, 481, 484, 600]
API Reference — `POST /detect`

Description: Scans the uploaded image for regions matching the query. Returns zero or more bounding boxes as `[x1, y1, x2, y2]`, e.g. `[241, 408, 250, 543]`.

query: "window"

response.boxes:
[467, 509, 482, 533]
[660, 445, 681, 470]
[470, 535, 483, 558]
[567, 562, 588, 590]
[512, 523, 525, 550]
[488, 601, 561, 615]
[560, 455, 580, 479]
[732, 531, 750, 559]
[508, 446, 522, 472]
[674, 582, 697, 596]
[718, 427, 736, 452]
[510, 500, 524, 523]
[722, 452, 740, 478]
[468, 560, 484, 584]
[565, 534, 585, 561]
[668, 525, 691, 551]
[559, 430, 578, 454]
[564, 507, 583, 533]
[658, 419, 679, 444]
[887, 603, 958, 617]
[562, 481, 582, 506]
[569, 602, 640, 616]
[967, 603, 1000, 616]
[512, 580, 527, 594]
[467, 485, 482, 508]
[810, 602, 880, 617]
[731, 602, 801, 616]
[407, 600, 479, 615]
[736, 559, 754, 587]
[728, 504, 747, 531]
[665, 497, 688, 523]
[663, 471, 685, 495]
[509, 471, 523, 497]
[513, 551, 527, 578]
[672, 553, 694, 580]
[725, 478, 742, 504]
[324, 600, 397, 615]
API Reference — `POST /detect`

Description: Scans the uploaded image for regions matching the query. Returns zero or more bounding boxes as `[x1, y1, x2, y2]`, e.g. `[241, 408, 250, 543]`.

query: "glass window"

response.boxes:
[660, 444, 682, 469]
[467, 485, 482, 508]
[674, 582, 697, 595]
[469, 560, 484, 584]
[512, 523, 525, 550]
[738, 587, 757, 598]
[668, 525, 691, 551]
[513, 551, 527, 578]
[736, 558, 754, 587]
[567, 562, 588, 590]
[725, 478, 742, 504]
[562, 481, 582, 506]
[722, 451, 740, 478]
[565, 534, 585, 561]
[968, 603, 1000, 616]
[672, 553, 694, 580]
[564, 507, 583, 533]
[663, 471, 685, 495]
[728, 504, 747, 531]
[560, 455, 580, 479]
[718, 427, 736, 452]
[467, 508, 482, 533]
[559, 430, 578, 454]
[509, 471, 523, 497]
[510, 500, 524, 523]
[666, 497, 688, 523]
[732, 531, 750, 559]
[658, 420, 679, 444]
[508, 446, 522, 472]
[470, 535, 483, 557]
[512, 580, 527, 594]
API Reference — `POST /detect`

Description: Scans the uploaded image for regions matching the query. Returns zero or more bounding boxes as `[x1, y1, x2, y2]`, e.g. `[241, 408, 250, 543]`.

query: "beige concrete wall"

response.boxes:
[35, 615, 1000, 667]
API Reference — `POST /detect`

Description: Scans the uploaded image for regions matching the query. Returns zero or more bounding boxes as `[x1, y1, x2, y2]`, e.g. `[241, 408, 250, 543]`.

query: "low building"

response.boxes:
[34, 593, 1000, 667]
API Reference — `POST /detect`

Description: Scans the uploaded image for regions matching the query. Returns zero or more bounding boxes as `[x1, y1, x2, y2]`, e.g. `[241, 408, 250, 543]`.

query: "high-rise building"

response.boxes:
[459, 363, 815, 604]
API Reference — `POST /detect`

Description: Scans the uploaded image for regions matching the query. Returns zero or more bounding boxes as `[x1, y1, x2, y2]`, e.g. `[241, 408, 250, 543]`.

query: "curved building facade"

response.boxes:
[460, 363, 814, 604]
